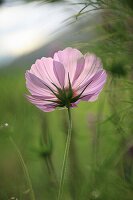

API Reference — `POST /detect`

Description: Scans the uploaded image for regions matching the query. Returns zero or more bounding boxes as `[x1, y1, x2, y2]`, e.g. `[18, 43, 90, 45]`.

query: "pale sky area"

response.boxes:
[0, 0, 78, 66]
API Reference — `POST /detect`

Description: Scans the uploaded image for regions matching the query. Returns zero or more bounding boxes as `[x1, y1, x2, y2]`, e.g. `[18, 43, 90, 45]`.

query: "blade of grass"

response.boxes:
[9, 136, 35, 200]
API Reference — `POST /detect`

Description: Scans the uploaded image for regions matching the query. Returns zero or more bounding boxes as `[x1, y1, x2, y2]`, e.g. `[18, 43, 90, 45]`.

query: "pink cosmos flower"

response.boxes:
[25, 47, 107, 112]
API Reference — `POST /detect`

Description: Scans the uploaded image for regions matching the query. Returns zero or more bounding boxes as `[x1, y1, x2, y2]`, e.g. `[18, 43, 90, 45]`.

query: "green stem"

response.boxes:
[9, 136, 35, 200]
[57, 107, 72, 200]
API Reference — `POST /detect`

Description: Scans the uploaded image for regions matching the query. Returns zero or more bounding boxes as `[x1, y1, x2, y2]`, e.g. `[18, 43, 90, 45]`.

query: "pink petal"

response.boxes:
[30, 57, 59, 89]
[25, 71, 57, 97]
[72, 94, 95, 106]
[36, 105, 56, 112]
[72, 57, 85, 86]
[80, 94, 95, 101]
[79, 70, 104, 90]
[25, 71, 54, 97]
[77, 70, 106, 93]
[73, 53, 103, 89]
[25, 94, 57, 112]
[89, 93, 101, 102]
[76, 70, 107, 102]
[26, 71, 50, 90]
[54, 47, 83, 87]
[53, 60, 65, 88]
[24, 94, 57, 106]
[81, 70, 107, 95]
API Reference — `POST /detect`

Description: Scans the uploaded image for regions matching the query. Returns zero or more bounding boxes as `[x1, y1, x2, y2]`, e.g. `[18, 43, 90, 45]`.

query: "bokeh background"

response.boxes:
[0, 0, 133, 199]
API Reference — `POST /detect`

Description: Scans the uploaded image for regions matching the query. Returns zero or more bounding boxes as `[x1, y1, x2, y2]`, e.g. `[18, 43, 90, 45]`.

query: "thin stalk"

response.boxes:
[9, 136, 35, 200]
[57, 107, 72, 200]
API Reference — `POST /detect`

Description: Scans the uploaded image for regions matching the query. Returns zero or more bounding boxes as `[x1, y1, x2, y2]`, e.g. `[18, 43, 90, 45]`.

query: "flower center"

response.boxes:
[55, 87, 77, 108]
[50, 75, 92, 108]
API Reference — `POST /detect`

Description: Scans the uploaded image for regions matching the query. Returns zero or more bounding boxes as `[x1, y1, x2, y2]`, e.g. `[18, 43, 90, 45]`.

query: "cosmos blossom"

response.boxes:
[25, 47, 107, 112]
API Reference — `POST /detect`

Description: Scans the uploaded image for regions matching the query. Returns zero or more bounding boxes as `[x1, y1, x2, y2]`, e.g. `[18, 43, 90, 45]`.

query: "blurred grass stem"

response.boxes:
[9, 136, 35, 200]
[57, 107, 72, 200]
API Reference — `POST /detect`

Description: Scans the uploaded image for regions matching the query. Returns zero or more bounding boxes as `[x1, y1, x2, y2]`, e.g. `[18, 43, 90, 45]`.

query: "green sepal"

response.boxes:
[70, 95, 80, 103]
[51, 83, 66, 102]
[71, 80, 93, 103]
[43, 82, 62, 101]
[67, 74, 73, 99]
[44, 99, 62, 105]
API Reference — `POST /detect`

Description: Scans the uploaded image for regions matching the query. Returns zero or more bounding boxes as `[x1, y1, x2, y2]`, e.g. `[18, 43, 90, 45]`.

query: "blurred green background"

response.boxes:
[0, 0, 133, 200]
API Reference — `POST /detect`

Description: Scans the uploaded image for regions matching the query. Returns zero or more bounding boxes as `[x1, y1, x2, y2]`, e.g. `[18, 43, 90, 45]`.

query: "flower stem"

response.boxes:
[9, 136, 35, 200]
[57, 107, 72, 200]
